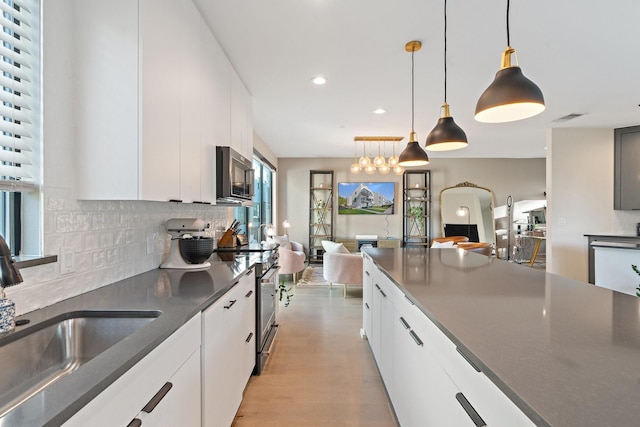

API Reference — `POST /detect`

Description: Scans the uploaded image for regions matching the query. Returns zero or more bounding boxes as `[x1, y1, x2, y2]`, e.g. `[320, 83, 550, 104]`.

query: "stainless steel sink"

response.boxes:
[0, 310, 161, 416]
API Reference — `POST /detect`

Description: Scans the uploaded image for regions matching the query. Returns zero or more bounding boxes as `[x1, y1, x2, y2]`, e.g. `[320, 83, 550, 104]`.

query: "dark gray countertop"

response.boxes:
[0, 252, 261, 427]
[364, 247, 640, 427]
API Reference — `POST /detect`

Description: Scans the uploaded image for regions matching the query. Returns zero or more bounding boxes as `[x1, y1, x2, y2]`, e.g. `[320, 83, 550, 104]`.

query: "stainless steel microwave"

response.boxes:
[216, 146, 254, 204]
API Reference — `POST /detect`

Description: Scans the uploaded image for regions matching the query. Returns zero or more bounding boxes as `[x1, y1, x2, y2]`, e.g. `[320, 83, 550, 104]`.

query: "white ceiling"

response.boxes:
[194, 0, 640, 159]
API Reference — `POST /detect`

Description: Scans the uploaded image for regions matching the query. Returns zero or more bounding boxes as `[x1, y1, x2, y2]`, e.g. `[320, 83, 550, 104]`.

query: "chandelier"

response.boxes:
[351, 136, 405, 175]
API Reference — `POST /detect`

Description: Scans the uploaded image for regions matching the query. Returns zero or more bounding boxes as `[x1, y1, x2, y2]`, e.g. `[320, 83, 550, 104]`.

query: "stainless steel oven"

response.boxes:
[254, 252, 279, 375]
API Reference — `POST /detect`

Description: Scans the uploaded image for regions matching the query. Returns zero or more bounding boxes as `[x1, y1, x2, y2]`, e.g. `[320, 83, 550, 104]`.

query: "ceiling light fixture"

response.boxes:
[350, 143, 362, 174]
[352, 137, 404, 175]
[373, 142, 386, 168]
[398, 41, 429, 167]
[358, 141, 371, 167]
[425, 0, 468, 151]
[311, 76, 327, 85]
[474, 0, 545, 123]
[373, 108, 386, 114]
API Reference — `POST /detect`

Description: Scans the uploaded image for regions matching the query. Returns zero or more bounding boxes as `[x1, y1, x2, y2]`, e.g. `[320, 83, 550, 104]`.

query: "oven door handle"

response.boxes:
[261, 265, 280, 282]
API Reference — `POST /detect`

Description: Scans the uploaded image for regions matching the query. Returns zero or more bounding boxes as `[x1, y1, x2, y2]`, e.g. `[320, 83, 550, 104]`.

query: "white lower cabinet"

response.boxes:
[364, 261, 536, 427]
[370, 266, 395, 396]
[362, 255, 373, 338]
[63, 314, 202, 427]
[202, 270, 256, 427]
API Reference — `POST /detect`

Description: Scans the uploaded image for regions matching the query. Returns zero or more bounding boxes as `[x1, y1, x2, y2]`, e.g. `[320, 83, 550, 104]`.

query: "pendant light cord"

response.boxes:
[411, 47, 415, 132]
[444, 0, 447, 104]
[506, 0, 511, 46]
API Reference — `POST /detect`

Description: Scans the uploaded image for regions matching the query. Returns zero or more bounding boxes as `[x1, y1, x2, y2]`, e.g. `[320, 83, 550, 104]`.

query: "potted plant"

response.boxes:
[279, 279, 294, 307]
[409, 206, 425, 235]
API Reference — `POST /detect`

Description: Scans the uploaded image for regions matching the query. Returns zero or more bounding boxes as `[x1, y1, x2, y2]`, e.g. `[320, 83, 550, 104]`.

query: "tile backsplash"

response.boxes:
[6, 186, 231, 316]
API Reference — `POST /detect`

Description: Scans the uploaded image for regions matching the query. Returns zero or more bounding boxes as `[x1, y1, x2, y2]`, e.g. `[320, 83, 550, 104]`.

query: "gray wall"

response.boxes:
[277, 157, 546, 250]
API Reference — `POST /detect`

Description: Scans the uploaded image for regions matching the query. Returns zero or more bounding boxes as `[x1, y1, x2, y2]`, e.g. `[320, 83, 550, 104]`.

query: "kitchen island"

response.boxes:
[363, 247, 640, 427]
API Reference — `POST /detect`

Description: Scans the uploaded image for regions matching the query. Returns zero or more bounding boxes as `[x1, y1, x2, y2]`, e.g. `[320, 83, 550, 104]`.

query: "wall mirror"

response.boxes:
[440, 182, 496, 247]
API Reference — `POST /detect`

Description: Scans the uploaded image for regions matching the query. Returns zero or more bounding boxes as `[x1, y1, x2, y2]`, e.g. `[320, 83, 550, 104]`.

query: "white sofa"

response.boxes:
[321, 241, 363, 297]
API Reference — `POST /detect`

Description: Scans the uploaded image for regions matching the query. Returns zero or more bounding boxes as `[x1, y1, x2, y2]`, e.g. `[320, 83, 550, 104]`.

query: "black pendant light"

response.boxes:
[474, 0, 545, 123]
[398, 41, 429, 167]
[425, 0, 468, 152]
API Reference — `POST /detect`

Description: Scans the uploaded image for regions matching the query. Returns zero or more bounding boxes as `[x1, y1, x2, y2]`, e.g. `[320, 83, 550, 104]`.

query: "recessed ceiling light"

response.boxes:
[312, 76, 327, 85]
[373, 108, 386, 114]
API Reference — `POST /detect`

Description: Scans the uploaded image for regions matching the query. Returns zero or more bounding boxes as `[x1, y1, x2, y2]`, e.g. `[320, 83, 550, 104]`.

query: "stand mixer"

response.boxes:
[160, 218, 214, 270]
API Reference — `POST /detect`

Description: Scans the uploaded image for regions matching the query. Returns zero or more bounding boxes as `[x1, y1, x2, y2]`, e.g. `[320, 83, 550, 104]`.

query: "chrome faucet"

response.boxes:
[0, 234, 22, 297]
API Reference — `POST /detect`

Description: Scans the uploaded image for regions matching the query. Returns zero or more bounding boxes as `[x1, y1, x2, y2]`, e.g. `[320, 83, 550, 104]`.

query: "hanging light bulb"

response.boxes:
[358, 141, 371, 167]
[364, 164, 376, 175]
[426, 0, 468, 151]
[392, 165, 404, 175]
[388, 141, 399, 167]
[379, 163, 391, 174]
[398, 41, 429, 167]
[373, 141, 386, 168]
[350, 142, 362, 174]
[474, 0, 545, 123]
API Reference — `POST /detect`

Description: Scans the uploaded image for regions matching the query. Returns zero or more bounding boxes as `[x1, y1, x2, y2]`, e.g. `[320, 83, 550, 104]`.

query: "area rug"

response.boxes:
[297, 266, 330, 286]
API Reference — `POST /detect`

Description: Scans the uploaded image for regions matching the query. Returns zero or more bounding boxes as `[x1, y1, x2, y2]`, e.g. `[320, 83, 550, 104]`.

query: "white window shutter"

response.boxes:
[0, 0, 38, 192]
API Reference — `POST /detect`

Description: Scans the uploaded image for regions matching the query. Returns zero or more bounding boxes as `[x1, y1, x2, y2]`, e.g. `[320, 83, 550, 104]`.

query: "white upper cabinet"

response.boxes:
[76, 0, 251, 202]
[230, 68, 253, 160]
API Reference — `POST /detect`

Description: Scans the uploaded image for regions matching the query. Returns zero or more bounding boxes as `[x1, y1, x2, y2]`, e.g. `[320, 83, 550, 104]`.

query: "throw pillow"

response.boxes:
[321, 240, 350, 254]
[273, 235, 291, 250]
[430, 240, 455, 248]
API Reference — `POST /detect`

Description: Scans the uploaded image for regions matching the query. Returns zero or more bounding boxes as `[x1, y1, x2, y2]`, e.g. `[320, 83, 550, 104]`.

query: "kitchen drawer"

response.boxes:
[403, 305, 533, 426]
[64, 314, 201, 426]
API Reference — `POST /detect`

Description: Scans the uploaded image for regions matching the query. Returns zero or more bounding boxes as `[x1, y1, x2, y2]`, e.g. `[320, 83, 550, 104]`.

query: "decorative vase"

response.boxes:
[0, 297, 15, 333]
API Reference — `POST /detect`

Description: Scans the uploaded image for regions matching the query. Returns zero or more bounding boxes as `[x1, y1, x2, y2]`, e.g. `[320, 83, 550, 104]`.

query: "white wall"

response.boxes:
[6, 0, 234, 316]
[277, 157, 545, 250]
[547, 128, 640, 281]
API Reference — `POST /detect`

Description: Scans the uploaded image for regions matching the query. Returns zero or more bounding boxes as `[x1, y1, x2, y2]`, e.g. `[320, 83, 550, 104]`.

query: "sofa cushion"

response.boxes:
[273, 235, 291, 250]
[321, 240, 350, 254]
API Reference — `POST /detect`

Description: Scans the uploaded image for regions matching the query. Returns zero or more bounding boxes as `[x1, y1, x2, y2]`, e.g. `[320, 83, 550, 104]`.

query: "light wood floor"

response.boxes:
[232, 284, 398, 427]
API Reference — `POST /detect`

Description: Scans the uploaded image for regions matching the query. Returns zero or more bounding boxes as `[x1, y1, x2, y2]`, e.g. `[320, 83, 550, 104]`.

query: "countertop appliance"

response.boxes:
[216, 146, 254, 205]
[160, 218, 213, 270]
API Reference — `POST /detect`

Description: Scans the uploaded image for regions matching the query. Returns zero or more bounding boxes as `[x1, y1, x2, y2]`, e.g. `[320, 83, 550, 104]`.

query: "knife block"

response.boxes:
[217, 229, 237, 248]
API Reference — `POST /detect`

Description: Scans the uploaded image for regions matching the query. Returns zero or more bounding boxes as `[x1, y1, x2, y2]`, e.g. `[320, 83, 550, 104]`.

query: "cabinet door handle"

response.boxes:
[364, 302, 370, 310]
[375, 283, 381, 291]
[224, 299, 237, 309]
[246, 332, 254, 343]
[142, 382, 173, 414]
[127, 419, 142, 427]
[457, 347, 481, 372]
[399, 316, 411, 330]
[455, 393, 487, 427]
[365, 271, 370, 276]
[409, 330, 423, 346]
[246, 268, 254, 277]
[379, 290, 387, 298]
[245, 290, 254, 298]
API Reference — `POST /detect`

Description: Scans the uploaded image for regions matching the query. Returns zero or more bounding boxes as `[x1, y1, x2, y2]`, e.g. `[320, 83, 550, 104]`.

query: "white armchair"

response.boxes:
[276, 237, 305, 284]
[323, 251, 363, 297]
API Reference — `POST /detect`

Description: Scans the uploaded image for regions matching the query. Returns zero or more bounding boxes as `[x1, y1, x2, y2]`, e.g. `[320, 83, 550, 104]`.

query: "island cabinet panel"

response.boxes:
[363, 258, 536, 427]
[63, 314, 202, 427]
[393, 312, 477, 427]
[369, 263, 395, 397]
[202, 271, 256, 427]
[362, 254, 374, 338]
